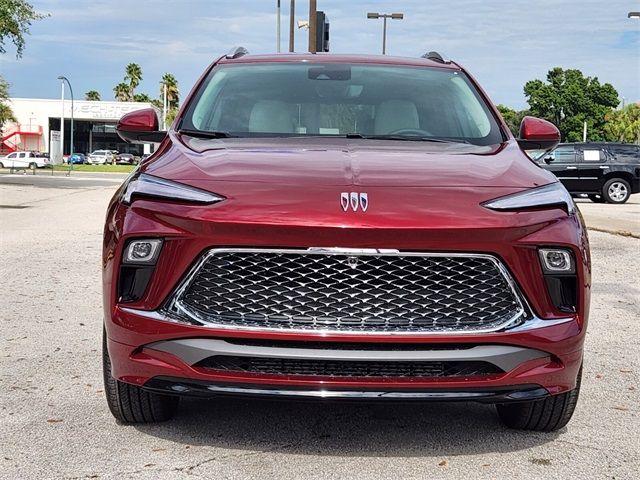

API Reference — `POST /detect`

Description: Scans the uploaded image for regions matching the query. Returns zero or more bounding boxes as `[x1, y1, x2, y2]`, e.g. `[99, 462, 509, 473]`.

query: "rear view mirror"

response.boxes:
[308, 65, 351, 80]
[517, 116, 560, 151]
[116, 108, 166, 143]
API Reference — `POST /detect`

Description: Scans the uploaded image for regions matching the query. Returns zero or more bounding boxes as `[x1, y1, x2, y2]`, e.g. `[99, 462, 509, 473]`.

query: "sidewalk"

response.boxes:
[576, 196, 640, 238]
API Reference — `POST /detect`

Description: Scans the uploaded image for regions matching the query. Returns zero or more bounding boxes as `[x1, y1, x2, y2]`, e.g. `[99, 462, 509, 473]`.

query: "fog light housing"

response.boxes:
[538, 248, 574, 274]
[124, 239, 162, 265]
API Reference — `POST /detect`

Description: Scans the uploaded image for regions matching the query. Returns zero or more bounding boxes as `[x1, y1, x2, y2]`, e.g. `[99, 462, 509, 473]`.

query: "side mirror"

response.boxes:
[517, 116, 560, 151]
[116, 108, 166, 143]
[544, 155, 554, 164]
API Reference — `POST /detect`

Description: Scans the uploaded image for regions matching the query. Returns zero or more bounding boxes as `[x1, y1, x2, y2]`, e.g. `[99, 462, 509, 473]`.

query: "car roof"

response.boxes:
[217, 53, 461, 70]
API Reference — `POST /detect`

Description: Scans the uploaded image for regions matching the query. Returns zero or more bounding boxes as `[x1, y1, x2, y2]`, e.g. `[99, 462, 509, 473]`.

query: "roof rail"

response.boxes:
[421, 51, 451, 64]
[225, 46, 249, 59]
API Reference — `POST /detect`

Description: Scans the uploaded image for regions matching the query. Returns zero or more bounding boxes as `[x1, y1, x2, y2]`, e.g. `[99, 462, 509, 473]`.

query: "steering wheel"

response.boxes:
[386, 128, 433, 137]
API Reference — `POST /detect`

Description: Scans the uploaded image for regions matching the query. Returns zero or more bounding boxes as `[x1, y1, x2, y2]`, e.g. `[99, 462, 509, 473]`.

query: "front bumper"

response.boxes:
[103, 189, 590, 401]
[105, 305, 584, 400]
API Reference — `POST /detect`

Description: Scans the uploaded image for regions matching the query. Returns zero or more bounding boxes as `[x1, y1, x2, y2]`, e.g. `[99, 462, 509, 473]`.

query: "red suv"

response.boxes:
[103, 49, 589, 431]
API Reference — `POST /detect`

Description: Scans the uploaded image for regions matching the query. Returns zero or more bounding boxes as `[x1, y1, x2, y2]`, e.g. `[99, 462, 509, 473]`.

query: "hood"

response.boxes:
[134, 135, 565, 230]
[144, 135, 556, 190]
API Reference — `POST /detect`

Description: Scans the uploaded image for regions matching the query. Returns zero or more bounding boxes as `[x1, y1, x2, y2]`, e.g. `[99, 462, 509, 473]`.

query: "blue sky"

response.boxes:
[2, 0, 639, 109]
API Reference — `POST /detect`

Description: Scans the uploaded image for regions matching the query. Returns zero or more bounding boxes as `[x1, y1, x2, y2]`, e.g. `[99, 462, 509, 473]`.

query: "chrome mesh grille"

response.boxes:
[171, 250, 524, 333]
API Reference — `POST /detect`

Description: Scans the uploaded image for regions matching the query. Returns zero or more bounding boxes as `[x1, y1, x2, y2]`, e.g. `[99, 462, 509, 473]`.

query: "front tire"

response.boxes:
[102, 331, 178, 423]
[496, 367, 582, 431]
[602, 178, 631, 204]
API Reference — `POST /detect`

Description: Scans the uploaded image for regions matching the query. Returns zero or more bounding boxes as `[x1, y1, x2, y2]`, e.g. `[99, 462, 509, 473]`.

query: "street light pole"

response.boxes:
[382, 16, 388, 55]
[58, 76, 74, 174]
[59, 81, 65, 166]
[276, 0, 281, 53]
[367, 12, 404, 55]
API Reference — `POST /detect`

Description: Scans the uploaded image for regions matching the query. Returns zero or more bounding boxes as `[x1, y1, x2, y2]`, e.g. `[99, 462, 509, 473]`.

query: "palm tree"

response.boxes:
[113, 82, 131, 101]
[160, 73, 179, 110]
[124, 63, 143, 99]
[133, 93, 152, 103]
[85, 90, 101, 101]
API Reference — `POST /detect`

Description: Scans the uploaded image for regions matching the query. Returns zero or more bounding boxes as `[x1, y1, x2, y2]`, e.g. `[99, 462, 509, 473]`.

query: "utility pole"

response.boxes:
[308, 0, 317, 53]
[289, 0, 295, 52]
[276, 0, 281, 53]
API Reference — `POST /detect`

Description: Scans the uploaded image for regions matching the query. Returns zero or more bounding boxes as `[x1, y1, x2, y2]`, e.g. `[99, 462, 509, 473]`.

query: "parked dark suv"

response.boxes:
[539, 142, 640, 203]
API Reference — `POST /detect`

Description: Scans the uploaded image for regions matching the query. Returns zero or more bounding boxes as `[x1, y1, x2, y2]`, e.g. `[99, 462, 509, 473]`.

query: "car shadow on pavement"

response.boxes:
[135, 396, 560, 456]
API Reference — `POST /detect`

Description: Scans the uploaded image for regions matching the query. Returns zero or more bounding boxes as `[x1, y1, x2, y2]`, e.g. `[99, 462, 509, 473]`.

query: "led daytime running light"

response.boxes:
[482, 182, 575, 215]
[123, 174, 225, 205]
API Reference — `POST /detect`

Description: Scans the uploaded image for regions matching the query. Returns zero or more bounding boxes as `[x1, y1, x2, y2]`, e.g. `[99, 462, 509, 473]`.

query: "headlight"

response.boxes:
[482, 182, 575, 215]
[122, 173, 225, 205]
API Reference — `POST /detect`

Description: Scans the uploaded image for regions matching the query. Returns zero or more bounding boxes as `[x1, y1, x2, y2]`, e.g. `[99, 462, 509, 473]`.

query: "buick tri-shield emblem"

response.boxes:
[341, 192, 368, 212]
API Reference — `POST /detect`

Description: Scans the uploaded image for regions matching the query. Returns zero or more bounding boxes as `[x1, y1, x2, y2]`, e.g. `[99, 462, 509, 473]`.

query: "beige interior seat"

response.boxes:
[249, 100, 294, 133]
[374, 100, 420, 134]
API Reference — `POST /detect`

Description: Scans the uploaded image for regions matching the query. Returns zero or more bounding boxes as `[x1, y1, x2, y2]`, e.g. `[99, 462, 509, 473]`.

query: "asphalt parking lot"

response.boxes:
[1, 174, 639, 480]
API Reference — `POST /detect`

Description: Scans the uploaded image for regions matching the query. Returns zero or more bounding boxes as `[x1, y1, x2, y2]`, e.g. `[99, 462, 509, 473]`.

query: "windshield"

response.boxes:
[181, 63, 504, 146]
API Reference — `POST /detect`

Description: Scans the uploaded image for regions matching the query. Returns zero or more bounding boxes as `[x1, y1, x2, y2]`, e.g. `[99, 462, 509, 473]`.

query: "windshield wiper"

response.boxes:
[345, 133, 469, 144]
[178, 128, 237, 139]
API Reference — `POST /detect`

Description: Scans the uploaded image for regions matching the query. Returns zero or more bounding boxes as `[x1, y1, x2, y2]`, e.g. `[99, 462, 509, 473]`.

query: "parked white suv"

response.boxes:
[0, 151, 50, 169]
[87, 150, 114, 165]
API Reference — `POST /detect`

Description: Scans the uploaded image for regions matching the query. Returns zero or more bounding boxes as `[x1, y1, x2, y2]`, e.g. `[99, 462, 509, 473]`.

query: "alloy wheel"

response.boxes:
[608, 182, 629, 202]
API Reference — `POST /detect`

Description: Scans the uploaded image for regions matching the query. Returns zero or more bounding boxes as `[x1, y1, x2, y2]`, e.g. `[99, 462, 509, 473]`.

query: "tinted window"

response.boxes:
[183, 63, 504, 146]
[552, 146, 575, 163]
[608, 144, 639, 163]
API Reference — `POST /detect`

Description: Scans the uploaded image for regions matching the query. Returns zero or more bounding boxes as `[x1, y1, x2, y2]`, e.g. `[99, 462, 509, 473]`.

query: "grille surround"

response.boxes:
[167, 248, 527, 335]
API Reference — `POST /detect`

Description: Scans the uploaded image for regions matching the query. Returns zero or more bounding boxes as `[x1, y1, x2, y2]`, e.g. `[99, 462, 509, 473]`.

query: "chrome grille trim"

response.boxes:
[164, 248, 529, 335]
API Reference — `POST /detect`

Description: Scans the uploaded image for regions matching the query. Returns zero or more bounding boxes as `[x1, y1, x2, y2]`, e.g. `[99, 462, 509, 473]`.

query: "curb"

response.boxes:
[587, 227, 640, 239]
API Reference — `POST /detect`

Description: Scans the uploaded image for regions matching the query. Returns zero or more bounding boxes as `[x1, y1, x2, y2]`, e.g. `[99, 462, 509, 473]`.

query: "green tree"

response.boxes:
[113, 82, 131, 101]
[0, 1, 48, 132]
[84, 90, 101, 101]
[124, 62, 142, 99]
[160, 73, 179, 109]
[0, 0, 48, 58]
[496, 104, 530, 137]
[133, 92, 151, 103]
[604, 104, 640, 144]
[0, 76, 16, 133]
[524, 67, 619, 142]
[160, 73, 179, 126]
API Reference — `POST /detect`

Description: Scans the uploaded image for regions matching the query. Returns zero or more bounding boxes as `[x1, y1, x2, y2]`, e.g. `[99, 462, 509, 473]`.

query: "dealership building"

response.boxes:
[2, 98, 157, 159]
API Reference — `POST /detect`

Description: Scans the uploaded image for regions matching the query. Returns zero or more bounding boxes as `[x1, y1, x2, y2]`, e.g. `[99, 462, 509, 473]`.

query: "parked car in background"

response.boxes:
[104, 50, 589, 432]
[68, 153, 87, 164]
[538, 142, 640, 203]
[0, 151, 50, 168]
[115, 153, 138, 165]
[87, 150, 113, 165]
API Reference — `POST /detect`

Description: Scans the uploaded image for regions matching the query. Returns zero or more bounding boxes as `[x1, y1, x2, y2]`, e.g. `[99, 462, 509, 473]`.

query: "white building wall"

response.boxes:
[6, 98, 156, 152]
